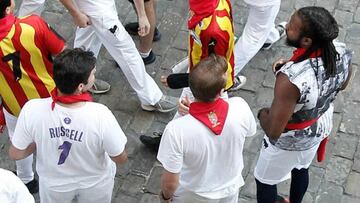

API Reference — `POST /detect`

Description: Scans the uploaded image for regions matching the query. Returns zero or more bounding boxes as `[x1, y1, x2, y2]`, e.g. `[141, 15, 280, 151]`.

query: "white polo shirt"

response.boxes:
[12, 98, 127, 192]
[157, 97, 256, 199]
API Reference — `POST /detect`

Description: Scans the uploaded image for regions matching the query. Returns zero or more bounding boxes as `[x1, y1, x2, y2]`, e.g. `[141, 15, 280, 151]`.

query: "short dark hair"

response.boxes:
[0, 0, 11, 18]
[189, 55, 227, 102]
[296, 6, 339, 76]
[53, 48, 96, 94]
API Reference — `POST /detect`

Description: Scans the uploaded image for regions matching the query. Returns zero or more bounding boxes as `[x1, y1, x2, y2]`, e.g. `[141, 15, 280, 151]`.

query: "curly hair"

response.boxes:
[296, 6, 339, 76]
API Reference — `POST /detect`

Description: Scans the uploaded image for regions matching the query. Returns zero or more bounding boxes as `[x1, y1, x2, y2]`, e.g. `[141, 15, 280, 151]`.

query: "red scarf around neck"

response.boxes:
[189, 98, 229, 135]
[50, 88, 93, 110]
[289, 48, 322, 62]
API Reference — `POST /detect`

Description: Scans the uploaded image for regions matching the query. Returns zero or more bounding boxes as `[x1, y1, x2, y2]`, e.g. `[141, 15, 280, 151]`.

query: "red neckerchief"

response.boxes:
[189, 98, 229, 135]
[0, 14, 16, 41]
[188, 0, 219, 29]
[50, 88, 93, 110]
[289, 48, 322, 61]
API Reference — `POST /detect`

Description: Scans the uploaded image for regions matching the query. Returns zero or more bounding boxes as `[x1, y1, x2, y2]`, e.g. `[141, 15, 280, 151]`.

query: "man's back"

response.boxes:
[11, 98, 127, 192]
[158, 97, 256, 198]
[0, 14, 64, 116]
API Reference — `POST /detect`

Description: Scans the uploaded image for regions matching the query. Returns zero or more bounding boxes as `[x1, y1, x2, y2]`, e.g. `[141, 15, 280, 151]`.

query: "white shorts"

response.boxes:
[39, 177, 114, 203]
[254, 136, 319, 185]
[172, 186, 239, 203]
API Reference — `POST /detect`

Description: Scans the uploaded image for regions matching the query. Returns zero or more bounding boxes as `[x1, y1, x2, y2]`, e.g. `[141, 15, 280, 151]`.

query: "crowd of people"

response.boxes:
[0, 0, 353, 203]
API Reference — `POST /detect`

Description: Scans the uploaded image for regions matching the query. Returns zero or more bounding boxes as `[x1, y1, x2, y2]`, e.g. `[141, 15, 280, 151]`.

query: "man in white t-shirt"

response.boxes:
[0, 168, 34, 203]
[157, 55, 256, 203]
[8, 48, 128, 203]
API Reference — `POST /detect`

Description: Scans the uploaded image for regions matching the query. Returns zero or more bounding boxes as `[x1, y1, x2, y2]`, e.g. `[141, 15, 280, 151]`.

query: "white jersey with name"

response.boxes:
[11, 98, 127, 192]
[157, 97, 256, 199]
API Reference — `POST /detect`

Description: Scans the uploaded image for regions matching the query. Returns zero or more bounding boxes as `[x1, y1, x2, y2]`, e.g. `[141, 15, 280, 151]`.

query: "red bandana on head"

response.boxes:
[189, 98, 229, 135]
[188, 0, 219, 29]
[50, 88, 93, 110]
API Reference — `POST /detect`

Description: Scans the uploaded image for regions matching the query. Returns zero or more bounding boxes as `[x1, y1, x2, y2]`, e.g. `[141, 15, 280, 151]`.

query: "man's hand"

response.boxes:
[73, 11, 91, 28]
[160, 75, 169, 87]
[138, 16, 150, 36]
[272, 58, 287, 73]
[178, 96, 191, 116]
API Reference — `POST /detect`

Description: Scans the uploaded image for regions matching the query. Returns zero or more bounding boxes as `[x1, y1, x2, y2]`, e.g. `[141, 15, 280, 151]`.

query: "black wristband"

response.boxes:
[167, 73, 189, 89]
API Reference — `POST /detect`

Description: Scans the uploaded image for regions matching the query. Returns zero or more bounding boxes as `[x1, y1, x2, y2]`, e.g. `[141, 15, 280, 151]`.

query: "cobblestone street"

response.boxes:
[1, 0, 360, 202]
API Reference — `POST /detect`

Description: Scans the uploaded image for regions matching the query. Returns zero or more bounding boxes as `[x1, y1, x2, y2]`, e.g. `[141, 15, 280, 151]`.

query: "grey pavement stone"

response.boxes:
[341, 101, 360, 135]
[353, 141, 360, 172]
[145, 166, 163, 194]
[255, 87, 274, 108]
[262, 69, 276, 88]
[239, 196, 257, 203]
[172, 31, 188, 51]
[345, 23, 360, 45]
[120, 174, 146, 195]
[240, 173, 256, 198]
[130, 146, 158, 176]
[112, 194, 139, 203]
[344, 171, 360, 197]
[295, 0, 316, 10]
[315, 0, 337, 12]
[333, 133, 358, 159]
[348, 65, 360, 102]
[338, 0, 359, 12]
[334, 9, 354, 29]
[341, 195, 360, 203]
[308, 166, 326, 194]
[130, 110, 155, 135]
[140, 194, 160, 203]
[325, 156, 353, 185]
[315, 181, 344, 203]
[355, 7, 360, 23]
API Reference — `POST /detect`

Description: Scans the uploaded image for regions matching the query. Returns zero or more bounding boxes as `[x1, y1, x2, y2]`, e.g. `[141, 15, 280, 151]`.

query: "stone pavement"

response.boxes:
[0, 0, 359, 202]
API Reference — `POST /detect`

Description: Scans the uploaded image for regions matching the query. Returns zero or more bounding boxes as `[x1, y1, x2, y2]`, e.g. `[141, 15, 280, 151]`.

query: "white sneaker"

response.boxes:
[262, 21, 287, 50]
[229, 75, 247, 91]
[88, 79, 111, 94]
[141, 95, 178, 113]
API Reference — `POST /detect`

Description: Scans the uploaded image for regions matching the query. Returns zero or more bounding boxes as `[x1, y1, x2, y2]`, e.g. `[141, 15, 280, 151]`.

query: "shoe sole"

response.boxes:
[141, 104, 177, 113]
[88, 87, 110, 94]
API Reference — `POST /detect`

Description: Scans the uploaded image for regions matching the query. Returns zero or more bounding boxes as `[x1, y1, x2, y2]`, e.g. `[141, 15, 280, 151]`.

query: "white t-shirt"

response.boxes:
[11, 98, 127, 192]
[244, 0, 281, 7]
[75, 0, 117, 16]
[157, 97, 256, 199]
[0, 168, 35, 203]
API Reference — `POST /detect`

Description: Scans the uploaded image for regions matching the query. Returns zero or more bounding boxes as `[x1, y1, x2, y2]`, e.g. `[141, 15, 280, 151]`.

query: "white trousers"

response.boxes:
[39, 177, 114, 203]
[234, 3, 281, 75]
[18, 0, 45, 17]
[172, 186, 239, 203]
[73, 6, 163, 105]
[4, 108, 34, 184]
[254, 136, 319, 185]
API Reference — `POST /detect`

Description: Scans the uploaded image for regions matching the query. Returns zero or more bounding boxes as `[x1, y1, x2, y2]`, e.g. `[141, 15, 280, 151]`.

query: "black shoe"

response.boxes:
[139, 132, 162, 151]
[124, 22, 161, 42]
[142, 51, 156, 65]
[25, 178, 39, 194]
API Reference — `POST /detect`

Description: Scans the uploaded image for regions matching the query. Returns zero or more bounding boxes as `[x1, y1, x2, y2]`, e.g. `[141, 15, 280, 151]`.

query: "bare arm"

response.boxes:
[258, 73, 299, 140]
[8, 143, 36, 160]
[339, 63, 352, 91]
[59, 0, 91, 27]
[133, 0, 150, 36]
[160, 170, 179, 201]
[110, 150, 128, 164]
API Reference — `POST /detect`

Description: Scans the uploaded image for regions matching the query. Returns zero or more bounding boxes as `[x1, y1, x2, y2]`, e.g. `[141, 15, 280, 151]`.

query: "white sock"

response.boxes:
[139, 50, 151, 58]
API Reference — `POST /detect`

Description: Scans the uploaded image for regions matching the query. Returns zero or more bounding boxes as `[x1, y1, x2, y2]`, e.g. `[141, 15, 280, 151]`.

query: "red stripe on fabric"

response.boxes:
[285, 117, 320, 130]
[13, 22, 51, 99]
